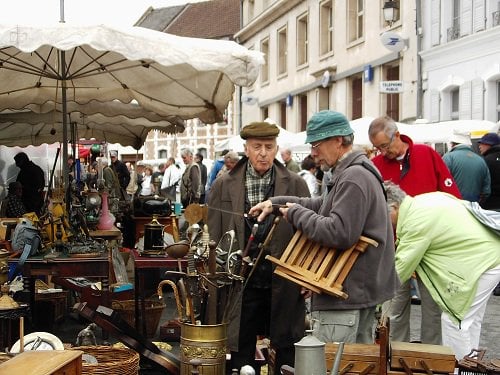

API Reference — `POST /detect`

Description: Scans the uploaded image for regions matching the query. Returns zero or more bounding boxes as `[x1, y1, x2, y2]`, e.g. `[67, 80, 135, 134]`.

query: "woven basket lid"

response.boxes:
[0, 284, 20, 310]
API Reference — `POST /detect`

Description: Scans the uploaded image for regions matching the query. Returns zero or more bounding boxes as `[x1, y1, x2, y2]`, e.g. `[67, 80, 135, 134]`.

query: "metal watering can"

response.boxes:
[294, 330, 327, 375]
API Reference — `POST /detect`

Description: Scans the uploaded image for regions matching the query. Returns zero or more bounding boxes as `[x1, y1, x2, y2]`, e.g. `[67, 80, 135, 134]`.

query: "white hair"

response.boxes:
[98, 156, 109, 166]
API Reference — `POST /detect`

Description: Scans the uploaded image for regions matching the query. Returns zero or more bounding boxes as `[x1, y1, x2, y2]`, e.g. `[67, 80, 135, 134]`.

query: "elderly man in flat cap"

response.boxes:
[208, 121, 310, 374]
[250, 110, 400, 345]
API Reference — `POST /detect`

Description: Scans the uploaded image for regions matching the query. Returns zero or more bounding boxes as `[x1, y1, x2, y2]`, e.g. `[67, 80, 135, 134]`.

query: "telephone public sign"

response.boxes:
[379, 80, 404, 93]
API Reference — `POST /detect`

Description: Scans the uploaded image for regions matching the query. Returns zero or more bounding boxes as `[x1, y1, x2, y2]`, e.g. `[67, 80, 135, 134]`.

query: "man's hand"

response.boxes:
[301, 287, 312, 299]
[248, 199, 273, 222]
[278, 203, 295, 222]
[248, 200, 295, 222]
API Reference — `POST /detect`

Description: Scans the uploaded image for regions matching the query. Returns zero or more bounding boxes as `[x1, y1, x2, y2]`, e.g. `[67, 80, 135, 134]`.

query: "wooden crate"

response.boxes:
[390, 341, 456, 374]
[0, 350, 83, 375]
[325, 343, 381, 375]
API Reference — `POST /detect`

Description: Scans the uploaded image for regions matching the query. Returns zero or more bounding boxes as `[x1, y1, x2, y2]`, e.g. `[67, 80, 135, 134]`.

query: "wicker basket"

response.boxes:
[71, 345, 140, 375]
[112, 299, 165, 337]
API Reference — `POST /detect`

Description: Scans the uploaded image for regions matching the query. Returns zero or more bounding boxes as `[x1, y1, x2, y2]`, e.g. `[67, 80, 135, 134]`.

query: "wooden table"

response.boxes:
[9, 255, 110, 324]
[0, 304, 30, 350]
[0, 350, 83, 375]
[131, 250, 186, 337]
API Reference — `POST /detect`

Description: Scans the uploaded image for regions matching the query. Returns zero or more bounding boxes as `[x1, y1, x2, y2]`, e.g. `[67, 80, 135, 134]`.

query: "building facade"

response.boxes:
[136, 0, 240, 163]
[235, 0, 418, 134]
[420, 0, 500, 123]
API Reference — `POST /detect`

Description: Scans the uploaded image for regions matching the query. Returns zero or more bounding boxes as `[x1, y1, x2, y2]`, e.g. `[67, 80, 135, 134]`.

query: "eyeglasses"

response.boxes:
[374, 133, 395, 151]
[311, 139, 326, 149]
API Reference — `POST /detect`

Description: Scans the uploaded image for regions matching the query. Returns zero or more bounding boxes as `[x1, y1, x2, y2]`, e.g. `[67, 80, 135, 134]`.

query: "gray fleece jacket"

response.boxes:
[271, 151, 400, 310]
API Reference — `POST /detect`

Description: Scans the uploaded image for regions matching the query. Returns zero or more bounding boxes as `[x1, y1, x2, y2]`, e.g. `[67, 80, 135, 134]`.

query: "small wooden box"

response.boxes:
[0, 350, 83, 375]
[35, 291, 68, 322]
[159, 319, 181, 341]
[325, 342, 381, 374]
[0, 218, 18, 241]
[390, 341, 456, 374]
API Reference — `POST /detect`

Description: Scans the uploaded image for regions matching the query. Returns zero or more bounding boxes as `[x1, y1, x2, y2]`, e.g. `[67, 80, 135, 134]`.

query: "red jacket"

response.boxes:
[372, 135, 462, 198]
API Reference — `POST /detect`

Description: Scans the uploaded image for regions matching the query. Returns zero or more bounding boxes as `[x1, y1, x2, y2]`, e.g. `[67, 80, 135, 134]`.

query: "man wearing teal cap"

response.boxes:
[250, 110, 400, 344]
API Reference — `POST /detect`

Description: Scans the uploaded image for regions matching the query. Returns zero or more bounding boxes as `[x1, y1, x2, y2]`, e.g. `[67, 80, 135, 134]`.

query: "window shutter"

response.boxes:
[471, 78, 484, 119]
[459, 81, 472, 119]
[430, 89, 440, 122]
[431, 0, 441, 46]
[472, 0, 485, 33]
[460, 0, 472, 37]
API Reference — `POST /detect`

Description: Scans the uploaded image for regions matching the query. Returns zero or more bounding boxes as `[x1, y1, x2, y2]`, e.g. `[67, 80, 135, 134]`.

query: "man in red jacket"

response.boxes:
[368, 116, 461, 345]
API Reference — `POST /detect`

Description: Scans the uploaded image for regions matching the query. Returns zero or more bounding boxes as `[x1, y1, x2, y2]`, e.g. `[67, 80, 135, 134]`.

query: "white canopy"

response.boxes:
[0, 23, 264, 148]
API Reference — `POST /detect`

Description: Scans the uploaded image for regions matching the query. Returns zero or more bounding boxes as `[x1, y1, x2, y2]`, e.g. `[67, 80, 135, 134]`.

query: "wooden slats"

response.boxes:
[267, 231, 378, 299]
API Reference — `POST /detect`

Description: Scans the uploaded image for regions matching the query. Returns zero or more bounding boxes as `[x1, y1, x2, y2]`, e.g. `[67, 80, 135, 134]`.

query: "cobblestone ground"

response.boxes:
[410, 293, 500, 359]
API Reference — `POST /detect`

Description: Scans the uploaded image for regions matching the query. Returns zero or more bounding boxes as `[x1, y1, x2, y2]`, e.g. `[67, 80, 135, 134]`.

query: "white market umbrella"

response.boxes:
[0, 109, 185, 149]
[0, 23, 263, 202]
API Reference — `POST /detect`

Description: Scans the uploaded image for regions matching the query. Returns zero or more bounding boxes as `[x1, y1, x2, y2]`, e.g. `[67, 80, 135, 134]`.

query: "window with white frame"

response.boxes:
[297, 13, 308, 67]
[278, 26, 288, 76]
[261, 37, 270, 84]
[348, 0, 364, 42]
[158, 150, 167, 159]
[451, 87, 459, 120]
[320, 0, 334, 55]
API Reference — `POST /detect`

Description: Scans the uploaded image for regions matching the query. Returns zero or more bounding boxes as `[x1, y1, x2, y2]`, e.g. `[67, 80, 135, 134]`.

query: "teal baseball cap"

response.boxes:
[305, 110, 354, 144]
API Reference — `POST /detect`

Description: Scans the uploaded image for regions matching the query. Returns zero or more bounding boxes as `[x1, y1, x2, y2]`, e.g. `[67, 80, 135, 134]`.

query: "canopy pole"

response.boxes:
[59, 0, 65, 23]
[61, 49, 70, 214]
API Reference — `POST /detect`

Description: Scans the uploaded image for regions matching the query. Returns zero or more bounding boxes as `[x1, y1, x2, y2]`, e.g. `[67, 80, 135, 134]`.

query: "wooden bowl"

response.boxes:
[165, 241, 190, 259]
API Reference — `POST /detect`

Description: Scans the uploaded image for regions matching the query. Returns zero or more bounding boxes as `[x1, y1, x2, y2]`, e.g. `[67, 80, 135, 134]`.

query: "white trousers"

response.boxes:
[441, 265, 500, 359]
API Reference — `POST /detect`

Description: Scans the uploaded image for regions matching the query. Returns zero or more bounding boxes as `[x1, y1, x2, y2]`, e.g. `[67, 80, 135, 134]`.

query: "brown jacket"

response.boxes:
[208, 157, 310, 350]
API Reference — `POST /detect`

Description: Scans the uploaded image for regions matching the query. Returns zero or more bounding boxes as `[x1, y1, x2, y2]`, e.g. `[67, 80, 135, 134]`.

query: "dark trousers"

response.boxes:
[230, 288, 295, 374]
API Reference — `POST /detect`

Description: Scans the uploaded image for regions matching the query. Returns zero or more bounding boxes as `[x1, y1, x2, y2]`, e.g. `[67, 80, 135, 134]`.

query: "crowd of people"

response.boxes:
[4, 110, 500, 371]
[207, 112, 499, 372]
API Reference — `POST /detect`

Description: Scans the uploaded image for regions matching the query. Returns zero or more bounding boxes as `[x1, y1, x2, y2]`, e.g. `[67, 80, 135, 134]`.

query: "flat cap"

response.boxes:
[109, 150, 118, 157]
[240, 121, 280, 140]
[305, 110, 354, 144]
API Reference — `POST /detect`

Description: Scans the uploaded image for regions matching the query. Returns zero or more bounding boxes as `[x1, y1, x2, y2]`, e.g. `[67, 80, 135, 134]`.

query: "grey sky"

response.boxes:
[0, 0, 205, 27]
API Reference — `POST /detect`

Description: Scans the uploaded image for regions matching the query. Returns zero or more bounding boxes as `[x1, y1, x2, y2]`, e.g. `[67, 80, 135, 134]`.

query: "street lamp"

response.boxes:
[383, 1, 399, 27]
